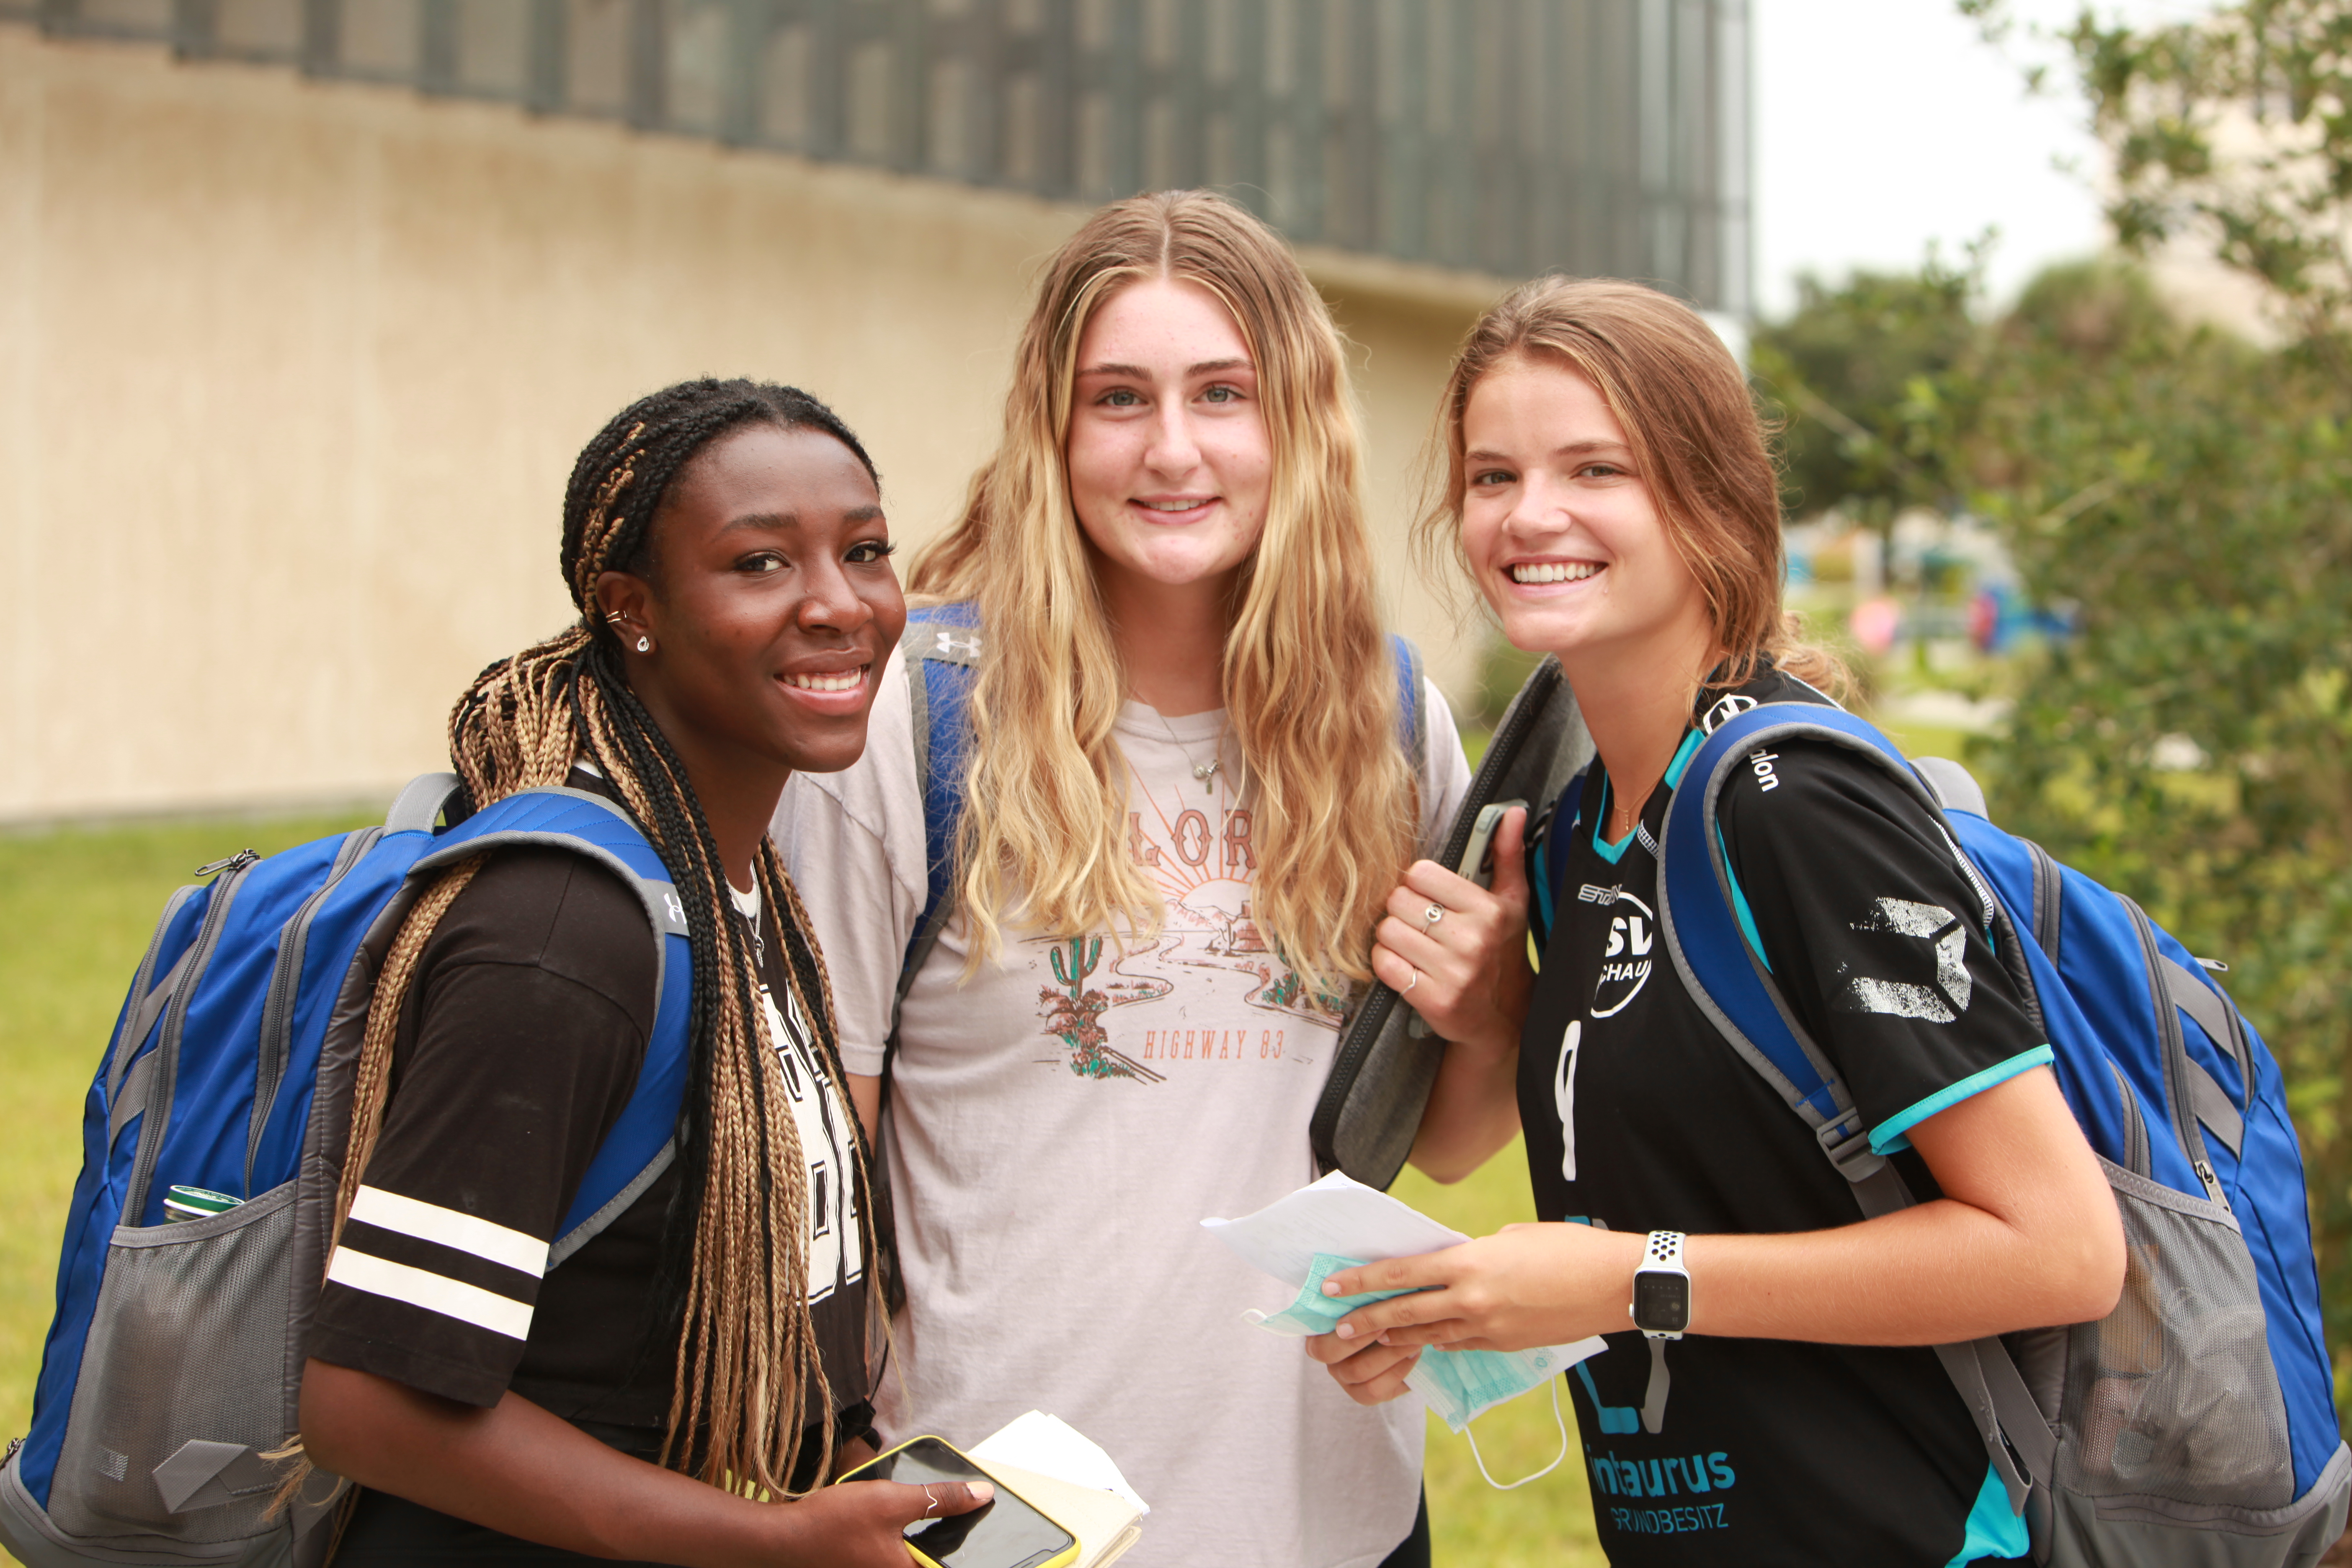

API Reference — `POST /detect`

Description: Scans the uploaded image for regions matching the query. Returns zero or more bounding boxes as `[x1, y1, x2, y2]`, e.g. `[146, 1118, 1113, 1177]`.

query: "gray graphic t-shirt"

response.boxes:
[774, 655, 1470, 1568]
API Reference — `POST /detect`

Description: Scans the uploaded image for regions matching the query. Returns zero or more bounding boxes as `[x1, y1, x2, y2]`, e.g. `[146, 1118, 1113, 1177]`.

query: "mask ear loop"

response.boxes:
[1463, 1379, 1571, 1491]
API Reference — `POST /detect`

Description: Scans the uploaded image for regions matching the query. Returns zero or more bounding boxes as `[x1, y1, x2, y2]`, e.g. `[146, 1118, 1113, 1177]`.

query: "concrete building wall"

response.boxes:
[0, 24, 1499, 822]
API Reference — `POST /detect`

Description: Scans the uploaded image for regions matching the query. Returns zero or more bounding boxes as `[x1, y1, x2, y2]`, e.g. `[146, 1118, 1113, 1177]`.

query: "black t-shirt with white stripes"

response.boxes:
[309, 781, 870, 1438]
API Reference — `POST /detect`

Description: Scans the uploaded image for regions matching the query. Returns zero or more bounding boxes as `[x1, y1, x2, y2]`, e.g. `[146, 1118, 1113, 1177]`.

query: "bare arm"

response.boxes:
[1314, 1066, 2122, 1393]
[848, 1071, 882, 1147]
[299, 1362, 980, 1568]
[1371, 807, 1534, 1183]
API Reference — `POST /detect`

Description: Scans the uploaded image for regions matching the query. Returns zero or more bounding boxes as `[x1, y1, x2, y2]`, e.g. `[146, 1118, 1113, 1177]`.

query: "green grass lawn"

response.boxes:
[0, 812, 1604, 1566]
[0, 813, 377, 1568]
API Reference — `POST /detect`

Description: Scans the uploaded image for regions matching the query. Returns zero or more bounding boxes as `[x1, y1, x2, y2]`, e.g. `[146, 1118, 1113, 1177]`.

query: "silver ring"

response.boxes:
[924, 1486, 939, 1517]
[1403, 969, 1419, 994]
[1423, 903, 1445, 928]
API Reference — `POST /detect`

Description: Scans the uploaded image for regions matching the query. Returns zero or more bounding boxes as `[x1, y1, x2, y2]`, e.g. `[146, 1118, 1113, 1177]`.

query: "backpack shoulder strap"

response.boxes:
[1388, 634, 1426, 779]
[412, 787, 694, 1265]
[1657, 701, 1938, 1179]
[1526, 769, 1589, 956]
[1656, 700, 2053, 1510]
[894, 604, 985, 1048]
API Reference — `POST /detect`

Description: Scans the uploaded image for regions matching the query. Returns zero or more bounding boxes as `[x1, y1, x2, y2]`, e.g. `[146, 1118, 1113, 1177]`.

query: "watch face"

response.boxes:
[1634, 1270, 1690, 1333]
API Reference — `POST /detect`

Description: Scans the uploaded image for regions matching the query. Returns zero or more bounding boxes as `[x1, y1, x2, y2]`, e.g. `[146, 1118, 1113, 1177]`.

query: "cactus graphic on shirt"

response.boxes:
[1050, 936, 1102, 994]
[1039, 936, 1164, 1082]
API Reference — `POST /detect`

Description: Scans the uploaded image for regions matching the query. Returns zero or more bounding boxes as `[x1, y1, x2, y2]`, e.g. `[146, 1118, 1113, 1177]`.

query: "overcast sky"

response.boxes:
[1750, 0, 2206, 318]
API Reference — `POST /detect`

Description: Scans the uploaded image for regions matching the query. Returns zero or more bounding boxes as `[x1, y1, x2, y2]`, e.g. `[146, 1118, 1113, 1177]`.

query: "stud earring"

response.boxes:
[636, 635, 651, 653]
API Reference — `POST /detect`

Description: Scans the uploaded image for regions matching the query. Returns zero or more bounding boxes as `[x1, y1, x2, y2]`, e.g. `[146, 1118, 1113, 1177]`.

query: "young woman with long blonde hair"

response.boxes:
[1308, 279, 2125, 1566]
[775, 191, 1471, 1567]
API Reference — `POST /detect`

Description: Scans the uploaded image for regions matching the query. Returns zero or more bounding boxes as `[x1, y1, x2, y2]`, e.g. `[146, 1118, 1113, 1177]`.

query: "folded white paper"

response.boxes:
[1200, 1170, 1470, 1287]
[1202, 1171, 1607, 1426]
[969, 1410, 1149, 1517]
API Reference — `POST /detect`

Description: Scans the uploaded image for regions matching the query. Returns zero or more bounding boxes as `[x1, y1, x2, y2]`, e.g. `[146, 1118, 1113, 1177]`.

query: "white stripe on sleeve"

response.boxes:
[325, 1248, 536, 1340]
[347, 1186, 549, 1277]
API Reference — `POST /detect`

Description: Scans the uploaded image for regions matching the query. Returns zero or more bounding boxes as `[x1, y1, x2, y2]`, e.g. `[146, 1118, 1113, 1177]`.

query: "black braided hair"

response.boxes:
[561, 378, 879, 620]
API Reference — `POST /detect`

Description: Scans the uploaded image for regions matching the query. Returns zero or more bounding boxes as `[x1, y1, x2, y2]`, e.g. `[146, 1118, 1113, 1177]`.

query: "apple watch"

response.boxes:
[1630, 1229, 1690, 1339]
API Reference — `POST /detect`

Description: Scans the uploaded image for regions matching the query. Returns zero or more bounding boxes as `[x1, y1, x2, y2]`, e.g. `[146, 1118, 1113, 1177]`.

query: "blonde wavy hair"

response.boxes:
[1418, 276, 1851, 699]
[909, 190, 1416, 990]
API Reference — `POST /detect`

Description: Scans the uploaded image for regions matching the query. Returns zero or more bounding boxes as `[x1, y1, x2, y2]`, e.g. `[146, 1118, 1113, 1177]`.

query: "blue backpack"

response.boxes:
[1, 778, 693, 1568]
[1529, 696, 2351, 1567]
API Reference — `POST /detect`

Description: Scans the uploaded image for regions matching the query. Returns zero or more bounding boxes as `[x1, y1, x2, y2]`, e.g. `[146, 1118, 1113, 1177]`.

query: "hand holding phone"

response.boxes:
[835, 1436, 1079, 1568]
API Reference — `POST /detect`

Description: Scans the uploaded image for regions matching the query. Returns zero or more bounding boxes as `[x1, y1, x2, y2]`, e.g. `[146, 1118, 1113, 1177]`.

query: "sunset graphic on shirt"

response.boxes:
[1029, 771, 1347, 1082]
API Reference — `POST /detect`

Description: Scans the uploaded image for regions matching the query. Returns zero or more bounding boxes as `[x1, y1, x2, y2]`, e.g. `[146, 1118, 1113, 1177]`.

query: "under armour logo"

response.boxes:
[934, 631, 982, 659]
[1839, 897, 1971, 1022]
[663, 891, 686, 929]
[1701, 693, 1759, 735]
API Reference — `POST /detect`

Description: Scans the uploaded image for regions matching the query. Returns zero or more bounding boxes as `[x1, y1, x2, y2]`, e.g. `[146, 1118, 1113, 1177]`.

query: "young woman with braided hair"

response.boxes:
[775, 191, 1473, 1567]
[297, 379, 993, 1565]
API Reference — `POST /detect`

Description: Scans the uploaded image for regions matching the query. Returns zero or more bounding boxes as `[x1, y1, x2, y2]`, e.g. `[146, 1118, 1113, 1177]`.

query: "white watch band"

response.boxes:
[1632, 1229, 1691, 1341]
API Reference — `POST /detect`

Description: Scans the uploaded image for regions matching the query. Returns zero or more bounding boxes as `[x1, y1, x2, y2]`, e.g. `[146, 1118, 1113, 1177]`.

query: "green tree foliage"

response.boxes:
[2071, 0, 2352, 370]
[1965, 0, 2352, 368]
[1960, 0, 2352, 1410]
[1766, 0, 2352, 1407]
[1749, 256, 1984, 528]
[1962, 277, 2352, 1388]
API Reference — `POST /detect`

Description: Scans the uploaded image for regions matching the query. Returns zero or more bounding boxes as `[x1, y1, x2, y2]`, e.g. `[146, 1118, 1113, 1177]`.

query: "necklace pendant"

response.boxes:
[1194, 760, 1220, 792]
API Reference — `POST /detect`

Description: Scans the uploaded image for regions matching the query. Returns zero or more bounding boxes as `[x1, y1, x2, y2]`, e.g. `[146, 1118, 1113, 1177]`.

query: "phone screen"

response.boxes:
[845, 1436, 1075, 1568]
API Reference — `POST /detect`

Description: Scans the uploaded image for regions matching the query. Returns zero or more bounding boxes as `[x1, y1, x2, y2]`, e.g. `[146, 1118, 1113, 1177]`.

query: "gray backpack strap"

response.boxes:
[385, 771, 462, 835]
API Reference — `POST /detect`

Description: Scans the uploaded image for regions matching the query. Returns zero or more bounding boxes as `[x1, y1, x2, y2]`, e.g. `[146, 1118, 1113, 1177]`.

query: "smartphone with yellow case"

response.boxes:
[835, 1434, 1079, 1568]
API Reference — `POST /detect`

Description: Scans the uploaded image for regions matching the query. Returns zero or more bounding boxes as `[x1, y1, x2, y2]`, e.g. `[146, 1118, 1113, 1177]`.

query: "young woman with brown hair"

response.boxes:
[296, 379, 993, 1565]
[1310, 279, 2125, 1566]
[776, 192, 1471, 1566]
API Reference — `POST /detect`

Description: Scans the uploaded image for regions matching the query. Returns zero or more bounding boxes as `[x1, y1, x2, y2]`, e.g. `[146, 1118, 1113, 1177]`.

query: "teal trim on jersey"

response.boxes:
[1714, 824, 1772, 974]
[1870, 1045, 2056, 1155]
[1944, 1462, 2029, 1565]
[1590, 733, 1702, 867]
[1663, 727, 1705, 789]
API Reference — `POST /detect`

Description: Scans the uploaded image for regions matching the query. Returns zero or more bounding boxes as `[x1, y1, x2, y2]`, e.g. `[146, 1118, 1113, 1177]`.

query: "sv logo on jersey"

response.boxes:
[1837, 897, 1971, 1023]
[1592, 892, 1657, 1019]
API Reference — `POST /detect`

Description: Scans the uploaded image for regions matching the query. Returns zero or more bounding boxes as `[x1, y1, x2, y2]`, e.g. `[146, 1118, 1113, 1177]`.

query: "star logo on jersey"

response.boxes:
[1836, 897, 1972, 1022]
[1591, 892, 1657, 1019]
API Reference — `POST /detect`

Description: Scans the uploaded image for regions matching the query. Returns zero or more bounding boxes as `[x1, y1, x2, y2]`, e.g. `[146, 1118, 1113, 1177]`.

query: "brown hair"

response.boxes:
[908, 190, 1415, 990]
[1419, 276, 1849, 697]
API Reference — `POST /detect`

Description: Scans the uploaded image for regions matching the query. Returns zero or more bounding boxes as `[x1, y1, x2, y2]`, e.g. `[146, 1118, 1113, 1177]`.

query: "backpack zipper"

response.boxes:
[2122, 897, 2227, 1210]
[2110, 1060, 2151, 1178]
[124, 856, 259, 1226]
[244, 827, 384, 1194]
[2022, 840, 2064, 962]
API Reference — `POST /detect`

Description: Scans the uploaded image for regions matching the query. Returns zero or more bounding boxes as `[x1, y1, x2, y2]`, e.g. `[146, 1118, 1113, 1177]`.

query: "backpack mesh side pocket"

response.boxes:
[48, 1180, 298, 1550]
[2058, 1160, 2293, 1511]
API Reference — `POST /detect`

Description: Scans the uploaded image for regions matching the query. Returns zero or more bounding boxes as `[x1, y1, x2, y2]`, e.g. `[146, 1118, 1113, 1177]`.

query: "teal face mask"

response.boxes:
[1245, 1253, 1573, 1491]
